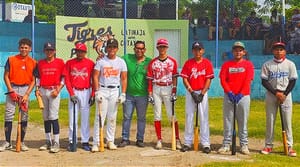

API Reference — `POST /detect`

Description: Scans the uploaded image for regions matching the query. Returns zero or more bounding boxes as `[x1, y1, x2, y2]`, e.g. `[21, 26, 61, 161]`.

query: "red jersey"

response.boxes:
[64, 57, 95, 96]
[147, 56, 178, 92]
[37, 58, 65, 87]
[181, 58, 214, 90]
[219, 59, 254, 95]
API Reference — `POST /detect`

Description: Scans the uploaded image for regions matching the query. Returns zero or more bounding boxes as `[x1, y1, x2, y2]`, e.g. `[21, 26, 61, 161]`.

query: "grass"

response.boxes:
[0, 97, 300, 166]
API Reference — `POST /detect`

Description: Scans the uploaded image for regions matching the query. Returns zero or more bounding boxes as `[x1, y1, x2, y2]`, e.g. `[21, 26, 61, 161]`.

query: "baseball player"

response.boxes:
[0, 38, 36, 152]
[35, 43, 65, 153]
[64, 42, 95, 151]
[147, 38, 181, 150]
[260, 41, 297, 157]
[218, 41, 254, 155]
[92, 38, 127, 151]
[118, 41, 151, 148]
[180, 41, 214, 153]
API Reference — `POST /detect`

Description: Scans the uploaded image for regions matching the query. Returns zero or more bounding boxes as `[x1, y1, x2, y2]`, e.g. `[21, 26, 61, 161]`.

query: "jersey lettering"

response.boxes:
[269, 71, 289, 79]
[71, 67, 88, 80]
[103, 67, 119, 78]
[229, 67, 245, 73]
[191, 68, 206, 79]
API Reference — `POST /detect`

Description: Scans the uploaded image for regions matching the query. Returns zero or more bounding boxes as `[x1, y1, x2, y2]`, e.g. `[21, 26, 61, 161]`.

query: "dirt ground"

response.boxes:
[0, 122, 270, 167]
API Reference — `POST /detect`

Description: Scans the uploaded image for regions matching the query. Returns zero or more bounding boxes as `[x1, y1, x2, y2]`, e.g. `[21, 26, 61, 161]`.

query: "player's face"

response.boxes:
[107, 45, 118, 58]
[232, 47, 245, 61]
[44, 49, 56, 60]
[134, 43, 146, 59]
[192, 48, 205, 59]
[156, 46, 168, 55]
[76, 50, 86, 60]
[19, 44, 32, 57]
[273, 47, 286, 59]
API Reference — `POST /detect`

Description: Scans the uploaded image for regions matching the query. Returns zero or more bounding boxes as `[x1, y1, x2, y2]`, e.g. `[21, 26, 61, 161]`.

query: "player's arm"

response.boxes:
[284, 79, 296, 96]
[93, 69, 100, 92]
[219, 64, 231, 93]
[261, 79, 276, 95]
[120, 71, 127, 94]
[183, 77, 192, 93]
[201, 78, 211, 95]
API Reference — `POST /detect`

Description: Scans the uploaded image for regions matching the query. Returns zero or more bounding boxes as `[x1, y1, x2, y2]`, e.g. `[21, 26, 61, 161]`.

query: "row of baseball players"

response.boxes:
[0, 38, 297, 157]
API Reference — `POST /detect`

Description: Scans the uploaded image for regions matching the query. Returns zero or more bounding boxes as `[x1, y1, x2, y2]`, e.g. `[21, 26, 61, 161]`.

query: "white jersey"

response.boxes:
[94, 56, 127, 86]
[261, 58, 298, 91]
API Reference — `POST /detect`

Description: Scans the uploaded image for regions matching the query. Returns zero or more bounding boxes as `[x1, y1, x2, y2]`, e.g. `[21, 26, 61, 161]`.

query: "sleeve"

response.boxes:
[121, 59, 128, 72]
[240, 61, 254, 94]
[172, 58, 179, 77]
[64, 61, 75, 96]
[146, 60, 154, 93]
[289, 62, 298, 80]
[180, 61, 189, 78]
[205, 60, 214, 79]
[219, 63, 231, 93]
[4, 58, 10, 71]
[260, 62, 269, 80]
[33, 63, 40, 78]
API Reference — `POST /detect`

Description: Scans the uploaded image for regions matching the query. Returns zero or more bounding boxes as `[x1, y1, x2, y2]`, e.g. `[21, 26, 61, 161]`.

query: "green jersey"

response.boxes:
[123, 54, 151, 96]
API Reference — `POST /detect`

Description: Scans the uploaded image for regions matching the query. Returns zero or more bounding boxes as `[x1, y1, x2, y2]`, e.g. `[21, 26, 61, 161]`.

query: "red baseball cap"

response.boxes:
[272, 41, 285, 50]
[156, 38, 169, 47]
[75, 43, 87, 52]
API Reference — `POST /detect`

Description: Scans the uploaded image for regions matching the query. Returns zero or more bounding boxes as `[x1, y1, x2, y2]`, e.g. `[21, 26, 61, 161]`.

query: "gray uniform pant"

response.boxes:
[265, 91, 294, 147]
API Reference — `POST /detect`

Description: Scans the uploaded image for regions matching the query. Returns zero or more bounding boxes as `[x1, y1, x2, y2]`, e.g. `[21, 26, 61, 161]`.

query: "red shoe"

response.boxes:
[261, 147, 272, 155]
[288, 147, 297, 157]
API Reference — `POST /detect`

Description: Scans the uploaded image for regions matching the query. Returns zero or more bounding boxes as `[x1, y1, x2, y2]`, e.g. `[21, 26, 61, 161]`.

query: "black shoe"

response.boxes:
[180, 145, 191, 152]
[203, 147, 211, 154]
[136, 140, 145, 147]
[67, 143, 76, 152]
[118, 140, 130, 148]
[82, 143, 91, 151]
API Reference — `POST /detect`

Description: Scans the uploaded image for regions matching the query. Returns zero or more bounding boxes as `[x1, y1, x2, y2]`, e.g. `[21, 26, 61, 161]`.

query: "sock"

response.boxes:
[21, 121, 28, 142]
[52, 119, 60, 144]
[4, 121, 12, 143]
[44, 120, 51, 133]
[175, 121, 180, 140]
[54, 134, 60, 144]
[154, 121, 162, 140]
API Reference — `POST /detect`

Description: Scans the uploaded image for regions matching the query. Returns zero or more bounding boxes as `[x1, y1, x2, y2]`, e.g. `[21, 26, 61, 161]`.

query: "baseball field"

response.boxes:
[0, 97, 299, 166]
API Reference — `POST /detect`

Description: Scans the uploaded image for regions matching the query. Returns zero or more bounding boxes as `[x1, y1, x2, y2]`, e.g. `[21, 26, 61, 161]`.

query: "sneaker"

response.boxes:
[50, 141, 60, 153]
[107, 142, 117, 150]
[203, 147, 211, 154]
[180, 144, 191, 152]
[0, 141, 12, 152]
[176, 140, 182, 149]
[136, 140, 145, 147]
[39, 140, 51, 151]
[82, 143, 91, 151]
[288, 147, 297, 157]
[240, 145, 250, 155]
[155, 140, 162, 150]
[67, 143, 76, 152]
[21, 142, 29, 151]
[118, 140, 130, 148]
[91, 145, 99, 152]
[218, 145, 230, 154]
[261, 147, 272, 155]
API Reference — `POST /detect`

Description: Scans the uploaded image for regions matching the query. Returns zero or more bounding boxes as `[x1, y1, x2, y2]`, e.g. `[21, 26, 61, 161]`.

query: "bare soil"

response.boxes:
[0, 122, 273, 167]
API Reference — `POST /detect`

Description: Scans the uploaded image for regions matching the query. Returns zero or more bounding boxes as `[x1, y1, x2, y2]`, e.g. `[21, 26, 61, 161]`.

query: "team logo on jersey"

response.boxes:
[191, 68, 206, 78]
[229, 67, 245, 73]
[103, 67, 119, 78]
[152, 60, 174, 82]
[71, 67, 88, 80]
[270, 71, 289, 78]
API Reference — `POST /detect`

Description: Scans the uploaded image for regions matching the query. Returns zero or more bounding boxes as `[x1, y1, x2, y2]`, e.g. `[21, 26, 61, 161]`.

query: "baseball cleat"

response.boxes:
[203, 147, 211, 154]
[91, 145, 99, 152]
[21, 142, 29, 151]
[261, 147, 272, 155]
[180, 145, 191, 152]
[218, 145, 230, 154]
[155, 140, 162, 150]
[39, 140, 51, 151]
[176, 140, 182, 149]
[118, 140, 130, 148]
[240, 145, 250, 155]
[0, 141, 12, 152]
[50, 141, 60, 153]
[136, 140, 145, 148]
[107, 142, 117, 150]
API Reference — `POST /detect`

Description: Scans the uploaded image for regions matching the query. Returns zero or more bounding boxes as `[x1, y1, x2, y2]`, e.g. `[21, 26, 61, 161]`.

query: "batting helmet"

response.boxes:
[75, 43, 87, 52]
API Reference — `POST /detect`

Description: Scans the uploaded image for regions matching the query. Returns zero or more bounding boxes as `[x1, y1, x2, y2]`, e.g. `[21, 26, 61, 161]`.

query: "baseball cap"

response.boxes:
[156, 38, 169, 47]
[75, 43, 87, 52]
[192, 41, 204, 49]
[272, 41, 285, 50]
[44, 42, 55, 50]
[232, 41, 245, 49]
[106, 39, 118, 47]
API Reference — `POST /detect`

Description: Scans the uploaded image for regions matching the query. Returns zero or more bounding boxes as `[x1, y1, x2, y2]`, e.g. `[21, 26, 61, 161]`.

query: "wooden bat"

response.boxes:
[35, 88, 44, 109]
[71, 102, 77, 152]
[16, 102, 21, 152]
[98, 102, 104, 152]
[232, 102, 237, 155]
[194, 103, 199, 151]
[171, 100, 176, 151]
[279, 104, 288, 155]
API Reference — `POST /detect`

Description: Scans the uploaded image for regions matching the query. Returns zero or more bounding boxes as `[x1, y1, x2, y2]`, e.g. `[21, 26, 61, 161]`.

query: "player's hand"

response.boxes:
[95, 91, 104, 103]
[198, 94, 204, 103]
[70, 95, 79, 104]
[118, 93, 126, 104]
[88, 95, 95, 106]
[191, 91, 200, 103]
[8, 91, 19, 102]
[148, 95, 154, 105]
[35, 89, 42, 97]
[234, 93, 243, 103]
[276, 92, 286, 104]
[227, 92, 235, 103]
[170, 93, 177, 102]
[50, 89, 59, 98]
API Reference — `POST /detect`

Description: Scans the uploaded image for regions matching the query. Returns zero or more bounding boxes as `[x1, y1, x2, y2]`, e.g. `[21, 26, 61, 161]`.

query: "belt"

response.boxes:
[41, 86, 57, 90]
[11, 83, 28, 87]
[73, 87, 89, 91]
[154, 82, 172, 86]
[101, 85, 120, 89]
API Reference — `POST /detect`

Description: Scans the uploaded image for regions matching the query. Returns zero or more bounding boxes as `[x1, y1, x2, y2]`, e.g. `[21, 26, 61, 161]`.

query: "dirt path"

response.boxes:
[0, 122, 270, 167]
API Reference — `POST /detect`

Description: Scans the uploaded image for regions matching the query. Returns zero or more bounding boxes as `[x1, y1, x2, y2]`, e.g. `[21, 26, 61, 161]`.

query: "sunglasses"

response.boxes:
[107, 45, 118, 49]
[135, 47, 145, 50]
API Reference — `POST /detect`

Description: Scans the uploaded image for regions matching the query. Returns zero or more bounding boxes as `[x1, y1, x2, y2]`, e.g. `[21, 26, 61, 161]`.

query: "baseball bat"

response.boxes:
[171, 100, 176, 151]
[98, 102, 104, 152]
[232, 102, 237, 155]
[16, 103, 21, 152]
[194, 103, 199, 151]
[35, 88, 44, 109]
[71, 102, 77, 152]
[279, 104, 288, 155]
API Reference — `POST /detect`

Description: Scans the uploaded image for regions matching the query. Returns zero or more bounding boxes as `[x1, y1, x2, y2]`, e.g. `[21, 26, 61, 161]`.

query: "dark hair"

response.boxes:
[234, 12, 238, 17]
[134, 40, 145, 47]
[19, 38, 32, 47]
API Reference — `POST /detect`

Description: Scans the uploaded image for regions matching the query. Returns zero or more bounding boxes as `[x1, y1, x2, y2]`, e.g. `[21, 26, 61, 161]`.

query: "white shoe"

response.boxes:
[107, 142, 117, 150]
[92, 145, 99, 152]
[50, 141, 60, 153]
[218, 145, 230, 154]
[21, 142, 29, 151]
[39, 140, 51, 151]
[155, 140, 162, 150]
[176, 140, 182, 149]
[0, 141, 12, 152]
[240, 145, 250, 155]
